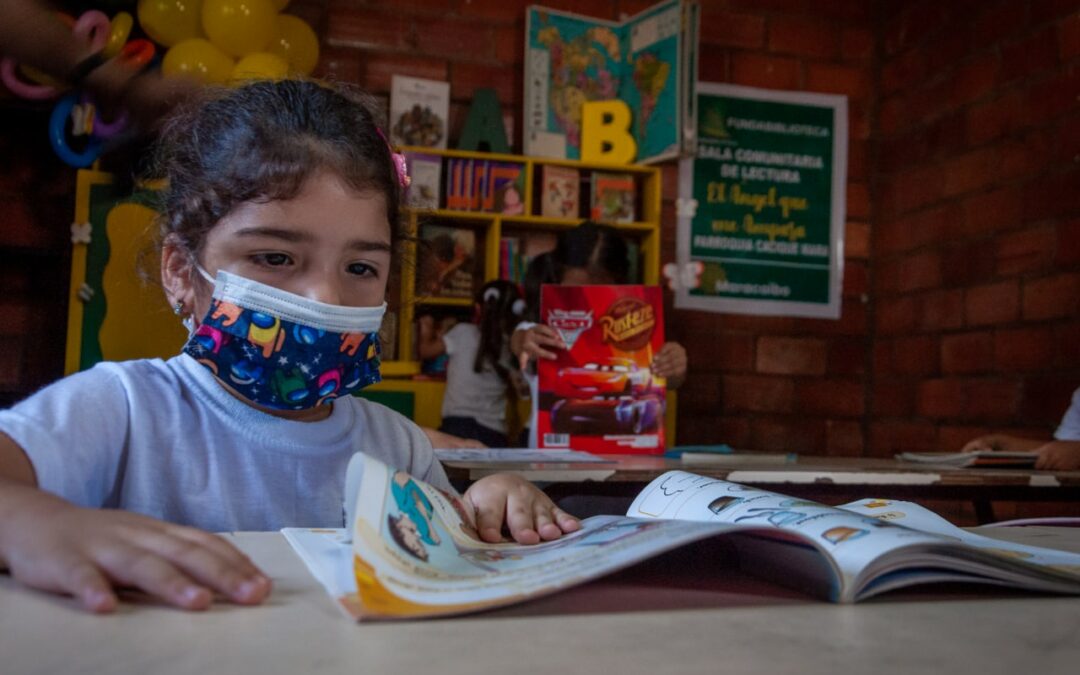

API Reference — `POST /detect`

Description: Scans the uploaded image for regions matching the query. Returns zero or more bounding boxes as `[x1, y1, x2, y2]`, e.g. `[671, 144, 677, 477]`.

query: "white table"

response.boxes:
[2, 527, 1079, 675]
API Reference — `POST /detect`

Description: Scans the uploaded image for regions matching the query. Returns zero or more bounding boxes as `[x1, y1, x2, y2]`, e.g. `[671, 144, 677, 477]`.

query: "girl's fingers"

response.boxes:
[139, 531, 269, 605]
[61, 559, 118, 613]
[504, 494, 540, 545]
[98, 543, 213, 610]
[471, 498, 507, 543]
[553, 508, 581, 533]
[532, 504, 561, 541]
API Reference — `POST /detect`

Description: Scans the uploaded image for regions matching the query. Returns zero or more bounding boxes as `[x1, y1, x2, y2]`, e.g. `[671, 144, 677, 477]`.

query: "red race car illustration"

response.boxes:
[550, 395, 663, 435]
[554, 358, 652, 398]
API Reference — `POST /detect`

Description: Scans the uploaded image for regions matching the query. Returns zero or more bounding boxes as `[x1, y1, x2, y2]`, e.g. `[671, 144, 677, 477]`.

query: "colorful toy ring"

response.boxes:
[0, 10, 110, 100]
[104, 11, 134, 59]
[119, 39, 156, 69]
[50, 92, 103, 168]
[73, 10, 111, 53]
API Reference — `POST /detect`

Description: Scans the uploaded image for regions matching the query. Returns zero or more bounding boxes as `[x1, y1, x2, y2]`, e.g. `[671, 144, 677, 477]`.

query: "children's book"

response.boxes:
[488, 162, 526, 215]
[282, 453, 1080, 621]
[897, 451, 1040, 468]
[540, 165, 580, 219]
[590, 171, 636, 223]
[404, 153, 442, 210]
[419, 225, 475, 298]
[537, 285, 665, 454]
[390, 75, 450, 149]
[524, 0, 699, 164]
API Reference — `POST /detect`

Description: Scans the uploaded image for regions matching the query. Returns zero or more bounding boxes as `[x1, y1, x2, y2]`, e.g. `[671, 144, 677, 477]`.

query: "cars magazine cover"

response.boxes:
[538, 285, 666, 454]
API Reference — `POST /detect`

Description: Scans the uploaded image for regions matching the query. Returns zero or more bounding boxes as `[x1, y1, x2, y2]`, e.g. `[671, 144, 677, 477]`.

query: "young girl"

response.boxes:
[417, 280, 525, 448]
[0, 80, 578, 614]
[512, 222, 688, 447]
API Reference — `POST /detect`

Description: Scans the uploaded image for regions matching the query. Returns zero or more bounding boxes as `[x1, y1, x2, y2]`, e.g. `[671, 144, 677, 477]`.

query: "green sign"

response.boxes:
[675, 83, 847, 318]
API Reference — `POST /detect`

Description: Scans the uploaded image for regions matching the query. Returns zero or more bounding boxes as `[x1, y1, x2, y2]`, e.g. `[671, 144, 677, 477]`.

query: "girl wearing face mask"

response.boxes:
[0, 80, 579, 615]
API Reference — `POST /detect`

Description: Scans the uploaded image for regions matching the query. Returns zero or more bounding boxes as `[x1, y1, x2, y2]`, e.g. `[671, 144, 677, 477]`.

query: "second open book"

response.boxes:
[283, 453, 1080, 621]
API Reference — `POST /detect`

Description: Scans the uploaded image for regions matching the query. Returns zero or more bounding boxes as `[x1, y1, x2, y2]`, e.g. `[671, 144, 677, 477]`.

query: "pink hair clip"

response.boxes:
[376, 128, 411, 188]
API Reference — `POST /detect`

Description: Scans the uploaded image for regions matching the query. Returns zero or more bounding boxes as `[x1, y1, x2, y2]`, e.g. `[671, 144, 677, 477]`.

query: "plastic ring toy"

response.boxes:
[73, 10, 111, 53]
[119, 39, 156, 69]
[104, 11, 134, 59]
[1, 57, 58, 99]
[82, 93, 128, 139]
[49, 92, 103, 168]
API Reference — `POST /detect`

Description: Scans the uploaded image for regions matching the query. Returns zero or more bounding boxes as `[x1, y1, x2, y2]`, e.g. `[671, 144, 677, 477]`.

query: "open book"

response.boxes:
[897, 451, 1039, 468]
[283, 454, 1080, 621]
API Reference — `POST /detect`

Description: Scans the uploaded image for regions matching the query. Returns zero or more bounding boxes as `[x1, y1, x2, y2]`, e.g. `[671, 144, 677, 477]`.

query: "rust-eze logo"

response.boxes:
[548, 309, 593, 350]
[600, 297, 655, 351]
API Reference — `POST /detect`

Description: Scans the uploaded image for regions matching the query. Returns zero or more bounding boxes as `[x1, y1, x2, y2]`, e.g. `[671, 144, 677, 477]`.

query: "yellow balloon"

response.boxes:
[202, 0, 278, 58]
[231, 52, 289, 83]
[268, 15, 319, 75]
[137, 0, 204, 48]
[162, 38, 234, 85]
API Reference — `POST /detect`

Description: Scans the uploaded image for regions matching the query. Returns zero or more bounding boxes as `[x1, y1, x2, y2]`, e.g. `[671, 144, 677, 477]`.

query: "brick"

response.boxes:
[458, 0, 531, 22]
[964, 281, 1020, 326]
[1022, 273, 1080, 320]
[676, 372, 722, 415]
[410, 16, 496, 61]
[1020, 65, 1080, 128]
[756, 337, 827, 375]
[768, 16, 839, 59]
[313, 46, 362, 84]
[700, 10, 765, 49]
[1025, 169, 1080, 223]
[942, 147, 1000, 197]
[893, 335, 939, 376]
[697, 44, 729, 82]
[881, 49, 925, 96]
[996, 225, 1057, 276]
[678, 415, 751, 447]
[523, 0, 615, 18]
[941, 332, 994, 374]
[751, 418, 827, 454]
[917, 378, 967, 419]
[924, 111, 967, 161]
[890, 163, 944, 215]
[877, 135, 930, 177]
[681, 331, 754, 372]
[805, 63, 870, 99]
[964, 90, 1023, 147]
[722, 375, 795, 413]
[797, 379, 865, 417]
[826, 420, 864, 456]
[827, 337, 866, 376]
[325, 6, 414, 50]
[972, 1, 1028, 46]
[939, 425, 990, 454]
[919, 289, 965, 331]
[877, 204, 959, 256]
[942, 240, 996, 287]
[999, 130, 1054, 181]
[848, 101, 872, 141]
[1061, 12, 1080, 60]
[1057, 218, 1080, 265]
[868, 421, 938, 456]
[995, 327, 1057, 372]
[1019, 377, 1080, 425]
[493, 23, 524, 65]
[1001, 26, 1059, 83]
[450, 62, 519, 107]
[1055, 322, 1080, 366]
[873, 380, 916, 417]
[961, 185, 1024, 236]
[1031, 0, 1079, 24]
[845, 220, 870, 259]
[923, 30, 969, 77]
[846, 181, 870, 220]
[842, 261, 868, 297]
[897, 250, 943, 293]
[731, 54, 800, 90]
[876, 295, 917, 335]
[877, 94, 907, 137]
[848, 139, 869, 181]
[964, 380, 1022, 420]
[359, 53, 449, 92]
[0, 337, 23, 388]
[841, 26, 874, 61]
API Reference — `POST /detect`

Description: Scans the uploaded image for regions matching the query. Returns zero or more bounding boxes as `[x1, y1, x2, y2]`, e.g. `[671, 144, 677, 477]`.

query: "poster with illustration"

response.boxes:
[537, 285, 665, 454]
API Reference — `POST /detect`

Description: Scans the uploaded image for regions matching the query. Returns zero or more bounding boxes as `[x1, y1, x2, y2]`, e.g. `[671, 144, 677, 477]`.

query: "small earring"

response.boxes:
[172, 301, 184, 315]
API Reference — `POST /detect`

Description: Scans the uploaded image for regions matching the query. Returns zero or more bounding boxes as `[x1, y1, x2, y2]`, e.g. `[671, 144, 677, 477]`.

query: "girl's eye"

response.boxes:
[252, 252, 292, 267]
[347, 262, 377, 277]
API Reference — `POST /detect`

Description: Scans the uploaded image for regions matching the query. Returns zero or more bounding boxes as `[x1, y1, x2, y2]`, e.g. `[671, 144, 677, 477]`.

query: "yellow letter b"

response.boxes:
[580, 100, 637, 164]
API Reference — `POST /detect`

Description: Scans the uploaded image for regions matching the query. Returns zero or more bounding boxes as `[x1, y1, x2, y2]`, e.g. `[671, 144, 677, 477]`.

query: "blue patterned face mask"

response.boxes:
[182, 268, 385, 410]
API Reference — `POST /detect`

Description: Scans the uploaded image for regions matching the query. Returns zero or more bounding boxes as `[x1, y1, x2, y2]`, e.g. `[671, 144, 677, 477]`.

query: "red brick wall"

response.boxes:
[873, 0, 1080, 456]
[1, 0, 1077, 459]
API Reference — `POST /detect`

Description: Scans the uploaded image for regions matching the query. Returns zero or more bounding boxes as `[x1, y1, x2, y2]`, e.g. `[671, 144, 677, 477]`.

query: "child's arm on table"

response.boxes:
[463, 473, 580, 544]
[0, 432, 270, 613]
[1033, 440, 1080, 471]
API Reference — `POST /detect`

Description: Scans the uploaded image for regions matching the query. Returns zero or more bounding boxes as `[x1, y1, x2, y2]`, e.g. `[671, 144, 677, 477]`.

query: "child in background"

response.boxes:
[0, 80, 578, 614]
[418, 280, 525, 448]
[962, 386, 1080, 470]
[511, 222, 688, 447]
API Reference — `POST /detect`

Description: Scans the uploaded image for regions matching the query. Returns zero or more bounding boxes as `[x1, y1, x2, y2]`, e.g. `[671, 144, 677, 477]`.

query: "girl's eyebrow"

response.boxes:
[233, 226, 392, 252]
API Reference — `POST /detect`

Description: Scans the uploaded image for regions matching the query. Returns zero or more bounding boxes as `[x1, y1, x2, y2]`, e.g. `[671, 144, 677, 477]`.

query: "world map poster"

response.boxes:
[524, 0, 698, 164]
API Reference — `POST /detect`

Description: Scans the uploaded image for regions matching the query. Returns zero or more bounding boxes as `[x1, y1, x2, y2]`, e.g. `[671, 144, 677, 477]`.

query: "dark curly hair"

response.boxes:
[150, 79, 405, 259]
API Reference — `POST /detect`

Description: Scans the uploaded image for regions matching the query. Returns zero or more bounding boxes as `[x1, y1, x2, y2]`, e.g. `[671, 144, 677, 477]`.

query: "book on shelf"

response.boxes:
[404, 153, 442, 210]
[537, 284, 665, 455]
[282, 452, 1080, 621]
[896, 451, 1039, 468]
[418, 224, 476, 298]
[590, 171, 636, 223]
[488, 162, 526, 215]
[539, 164, 580, 219]
[524, 0, 699, 164]
[390, 75, 450, 149]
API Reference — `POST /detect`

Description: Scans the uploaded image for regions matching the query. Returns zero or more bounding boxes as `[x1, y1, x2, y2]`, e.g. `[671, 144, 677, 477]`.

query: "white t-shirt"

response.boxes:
[0, 354, 451, 532]
[1054, 387, 1080, 441]
[441, 322, 509, 434]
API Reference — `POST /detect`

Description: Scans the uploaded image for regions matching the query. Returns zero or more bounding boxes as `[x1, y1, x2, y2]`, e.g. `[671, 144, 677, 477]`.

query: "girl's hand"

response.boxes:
[960, 434, 1043, 454]
[0, 486, 271, 613]
[463, 474, 580, 545]
[513, 325, 565, 371]
[652, 341, 687, 388]
[1034, 441, 1080, 471]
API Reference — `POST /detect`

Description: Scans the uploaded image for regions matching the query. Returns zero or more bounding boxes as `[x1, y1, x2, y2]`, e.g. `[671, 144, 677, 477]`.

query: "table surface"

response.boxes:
[3, 527, 1079, 675]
